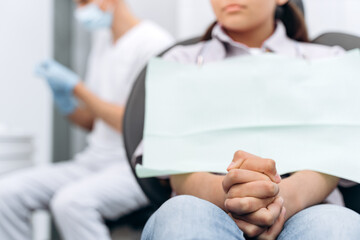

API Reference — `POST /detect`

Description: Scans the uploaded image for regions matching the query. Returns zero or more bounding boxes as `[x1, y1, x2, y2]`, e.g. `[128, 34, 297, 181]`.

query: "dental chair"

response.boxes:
[122, 0, 360, 228]
[312, 32, 360, 214]
[123, 36, 201, 208]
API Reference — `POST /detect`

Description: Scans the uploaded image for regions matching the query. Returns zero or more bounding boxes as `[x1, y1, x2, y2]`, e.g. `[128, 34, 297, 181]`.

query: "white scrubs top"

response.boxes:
[75, 20, 174, 168]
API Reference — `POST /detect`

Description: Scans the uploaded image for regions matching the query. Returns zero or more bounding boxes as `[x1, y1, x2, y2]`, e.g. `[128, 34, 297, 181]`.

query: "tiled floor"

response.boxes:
[111, 226, 142, 240]
[48, 222, 143, 240]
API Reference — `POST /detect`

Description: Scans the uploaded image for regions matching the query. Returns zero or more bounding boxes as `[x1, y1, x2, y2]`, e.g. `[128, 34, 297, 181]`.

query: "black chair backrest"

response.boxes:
[123, 36, 199, 164]
[123, 38, 201, 207]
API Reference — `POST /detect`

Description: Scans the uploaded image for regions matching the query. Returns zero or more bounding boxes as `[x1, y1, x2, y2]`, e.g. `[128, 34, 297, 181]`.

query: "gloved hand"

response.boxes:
[35, 59, 80, 94]
[35, 60, 79, 115]
[52, 91, 78, 115]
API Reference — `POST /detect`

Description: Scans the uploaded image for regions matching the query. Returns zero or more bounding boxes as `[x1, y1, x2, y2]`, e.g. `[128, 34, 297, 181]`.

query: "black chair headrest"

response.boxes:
[313, 32, 360, 51]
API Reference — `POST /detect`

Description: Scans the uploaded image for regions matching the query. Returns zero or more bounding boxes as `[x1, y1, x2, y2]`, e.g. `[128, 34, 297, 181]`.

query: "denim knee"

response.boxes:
[141, 195, 244, 240]
[278, 204, 360, 240]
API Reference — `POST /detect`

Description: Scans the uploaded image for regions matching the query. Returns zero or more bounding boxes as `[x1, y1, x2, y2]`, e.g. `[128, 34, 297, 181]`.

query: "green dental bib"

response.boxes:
[138, 50, 360, 183]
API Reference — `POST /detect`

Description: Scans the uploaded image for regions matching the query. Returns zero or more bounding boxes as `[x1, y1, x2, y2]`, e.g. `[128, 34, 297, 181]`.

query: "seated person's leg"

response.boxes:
[0, 162, 91, 240]
[278, 204, 360, 240]
[51, 161, 148, 240]
[141, 195, 246, 240]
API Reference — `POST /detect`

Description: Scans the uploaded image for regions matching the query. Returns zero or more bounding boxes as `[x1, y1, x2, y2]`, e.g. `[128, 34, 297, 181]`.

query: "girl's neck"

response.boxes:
[111, 2, 140, 43]
[225, 19, 275, 48]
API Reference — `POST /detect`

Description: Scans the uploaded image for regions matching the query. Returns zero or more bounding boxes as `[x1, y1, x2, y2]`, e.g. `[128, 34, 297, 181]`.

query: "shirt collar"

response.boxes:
[263, 21, 298, 56]
[210, 21, 298, 57]
[102, 20, 151, 53]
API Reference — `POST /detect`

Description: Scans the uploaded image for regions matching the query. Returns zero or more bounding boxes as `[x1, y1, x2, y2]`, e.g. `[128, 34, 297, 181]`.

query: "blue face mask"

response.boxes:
[75, 3, 113, 31]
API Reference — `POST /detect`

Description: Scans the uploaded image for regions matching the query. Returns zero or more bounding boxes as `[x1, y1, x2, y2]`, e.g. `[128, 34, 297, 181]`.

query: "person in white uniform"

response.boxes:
[0, 0, 174, 239]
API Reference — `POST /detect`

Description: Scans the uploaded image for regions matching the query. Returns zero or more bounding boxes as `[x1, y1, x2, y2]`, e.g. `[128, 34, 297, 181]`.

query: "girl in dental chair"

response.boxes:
[141, 1, 360, 239]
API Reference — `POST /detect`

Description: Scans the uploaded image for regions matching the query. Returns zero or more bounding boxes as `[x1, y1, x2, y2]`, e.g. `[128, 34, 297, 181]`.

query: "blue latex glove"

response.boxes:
[35, 59, 80, 95]
[35, 60, 79, 115]
[52, 91, 78, 115]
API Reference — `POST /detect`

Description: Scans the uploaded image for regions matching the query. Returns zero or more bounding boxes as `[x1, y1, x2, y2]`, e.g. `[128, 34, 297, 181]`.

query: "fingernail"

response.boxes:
[275, 173, 281, 182]
[278, 197, 284, 204]
[227, 162, 235, 170]
[282, 207, 286, 217]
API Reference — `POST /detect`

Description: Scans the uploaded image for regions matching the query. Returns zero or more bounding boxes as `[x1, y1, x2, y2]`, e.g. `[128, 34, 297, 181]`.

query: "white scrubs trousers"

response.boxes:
[0, 20, 173, 240]
[0, 160, 148, 240]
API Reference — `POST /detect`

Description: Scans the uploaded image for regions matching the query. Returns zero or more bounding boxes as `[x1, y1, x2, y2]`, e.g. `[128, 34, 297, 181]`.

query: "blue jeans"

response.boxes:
[141, 195, 360, 240]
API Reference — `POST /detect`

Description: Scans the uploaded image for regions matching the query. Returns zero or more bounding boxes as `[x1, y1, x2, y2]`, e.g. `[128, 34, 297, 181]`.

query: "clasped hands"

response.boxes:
[223, 150, 286, 240]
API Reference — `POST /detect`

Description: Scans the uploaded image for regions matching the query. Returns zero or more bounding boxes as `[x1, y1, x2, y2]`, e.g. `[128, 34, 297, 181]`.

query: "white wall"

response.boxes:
[0, 1, 54, 166]
[0, 2, 53, 239]
[174, 0, 215, 40]
[304, 0, 360, 38]
[128, 0, 214, 40]
[128, 0, 178, 37]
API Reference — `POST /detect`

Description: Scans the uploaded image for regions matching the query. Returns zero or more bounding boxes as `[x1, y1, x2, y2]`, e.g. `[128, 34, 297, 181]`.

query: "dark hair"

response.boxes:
[201, 1, 309, 42]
